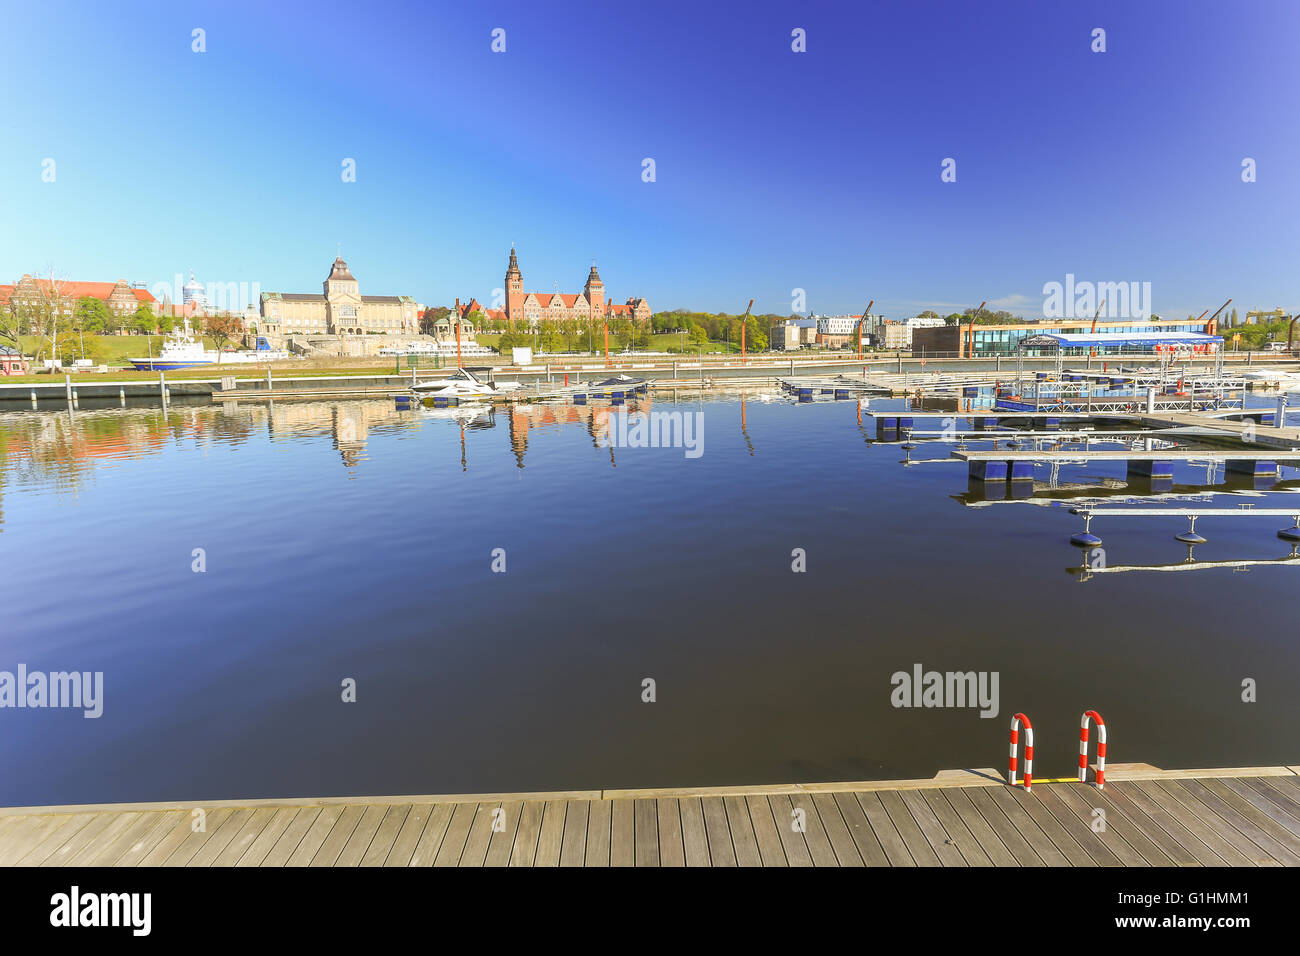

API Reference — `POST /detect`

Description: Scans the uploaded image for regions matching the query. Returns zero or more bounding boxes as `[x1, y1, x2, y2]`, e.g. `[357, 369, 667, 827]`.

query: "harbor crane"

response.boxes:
[739, 298, 753, 363]
[964, 301, 986, 359]
[857, 299, 874, 358]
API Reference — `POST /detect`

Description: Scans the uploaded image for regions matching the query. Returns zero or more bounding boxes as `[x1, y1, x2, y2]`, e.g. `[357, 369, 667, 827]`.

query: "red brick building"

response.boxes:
[0, 276, 155, 319]
[500, 247, 650, 326]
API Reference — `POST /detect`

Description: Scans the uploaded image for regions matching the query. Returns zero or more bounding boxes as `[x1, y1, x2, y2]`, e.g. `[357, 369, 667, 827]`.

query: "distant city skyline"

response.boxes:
[2, 0, 1298, 320]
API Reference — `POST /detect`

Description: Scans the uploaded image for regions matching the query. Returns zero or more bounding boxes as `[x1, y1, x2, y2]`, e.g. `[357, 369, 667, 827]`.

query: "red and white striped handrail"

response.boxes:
[1078, 710, 1107, 788]
[1008, 713, 1033, 790]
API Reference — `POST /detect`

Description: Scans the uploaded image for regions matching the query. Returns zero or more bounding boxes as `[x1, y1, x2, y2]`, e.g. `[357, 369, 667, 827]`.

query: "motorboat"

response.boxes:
[409, 366, 521, 398]
[589, 373, 648, 390]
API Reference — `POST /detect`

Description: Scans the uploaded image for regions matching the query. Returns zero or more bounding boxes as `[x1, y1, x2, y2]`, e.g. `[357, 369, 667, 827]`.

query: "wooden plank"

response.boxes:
[64, 812, 143, 866]
[41, 813, 120, 867]
[188, 809, 256, 868]
[285, 806, 345, 867]
[211, 808, 279, 867]
[585, 799, 612, 867]
[1130, 780, 1252, 866]
[878, 791, 943, 866]
[898, 790, 966, 866]
[810, 792, 865, 866]
[161, 809, 235, 867]
[384, 804, 434, 868]
[359, 805, 410, 867]
[781, 794, 836, 867]
[0, 816, 62, 864]
[723, 796, 762, 867]
[311, 805, 369, 867]
[920, 790, 995, 866]
[460, 803, 504, 868]
[767, 794, 815, 867]
[1036, 787, 1138, 866]
[0, 816, 29, 857]
[1100, 783, 1213, 866]
[19, 813, 97, 866]
[937, 789, 1018, 867]
[1051, 784, 1174, 867]
[656, 799, 686, 867]
[1111, 782, 1224, 865]
[1175, 780, 1300, 866]
[633, 799, 659, 867]
[700, 797, 736, 867]
[114, 811, 189, 867]
[1154, 780, 1274, 868]
[610, 800, 635, 867]
[1221, 779, 1300, 838]
[966, 787, 1052, 866]
[259, 808, 322, 868]
[509, 801, 545, 867]
[744, 795, 788, 867]
[679, 797, 712, 867]
[237, 807, 301, 868]
[334, 805, 388, 867]
[483, 801, 523, 868]
[846, 792, 908, 866]
[558, 801, 588, 867]
[95, 812, 175, 867]
[432, 803, 476, 868]
[992, 788, 1092, 866]
[534, 801, 567, 867]
[1204, 779, 1300, 851]
[1244, 778, 1300, 823]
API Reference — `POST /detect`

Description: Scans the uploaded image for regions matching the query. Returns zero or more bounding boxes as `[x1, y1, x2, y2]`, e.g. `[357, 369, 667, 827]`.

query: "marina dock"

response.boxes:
[2, 766, 1297, 867]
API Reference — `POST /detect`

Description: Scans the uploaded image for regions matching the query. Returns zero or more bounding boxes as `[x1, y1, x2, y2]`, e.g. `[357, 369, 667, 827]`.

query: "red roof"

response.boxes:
[0, 278, 155, 304]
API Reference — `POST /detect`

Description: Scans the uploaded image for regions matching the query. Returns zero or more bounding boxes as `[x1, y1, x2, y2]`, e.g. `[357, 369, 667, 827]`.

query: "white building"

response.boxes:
[182, 271, 208, 313]
[881, 315, 946, 348]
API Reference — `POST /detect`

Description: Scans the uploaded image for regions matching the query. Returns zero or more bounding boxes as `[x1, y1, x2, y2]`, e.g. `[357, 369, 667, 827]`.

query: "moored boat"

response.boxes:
[128, 321, 294, 370]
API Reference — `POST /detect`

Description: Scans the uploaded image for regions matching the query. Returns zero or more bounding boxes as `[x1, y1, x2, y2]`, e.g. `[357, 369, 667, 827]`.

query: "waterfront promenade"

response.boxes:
[2, 765, 1297, 866]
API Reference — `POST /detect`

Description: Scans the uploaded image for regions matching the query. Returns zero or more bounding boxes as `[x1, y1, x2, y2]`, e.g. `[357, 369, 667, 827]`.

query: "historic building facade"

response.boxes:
[260, 257, 421, 336]
[0, 275, 155, 318]
[501, 248, 650, 325]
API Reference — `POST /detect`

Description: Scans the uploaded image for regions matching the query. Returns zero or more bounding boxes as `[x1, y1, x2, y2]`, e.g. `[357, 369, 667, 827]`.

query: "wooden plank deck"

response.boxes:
[1, 766, 1296, 867]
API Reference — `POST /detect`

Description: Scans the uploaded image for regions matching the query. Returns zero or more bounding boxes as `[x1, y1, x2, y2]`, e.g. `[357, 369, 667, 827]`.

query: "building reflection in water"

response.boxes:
[0, 389, 773, 529]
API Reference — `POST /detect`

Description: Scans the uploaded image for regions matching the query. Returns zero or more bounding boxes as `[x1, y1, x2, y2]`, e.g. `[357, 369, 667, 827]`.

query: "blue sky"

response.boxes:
[2, 0, 1298, 319]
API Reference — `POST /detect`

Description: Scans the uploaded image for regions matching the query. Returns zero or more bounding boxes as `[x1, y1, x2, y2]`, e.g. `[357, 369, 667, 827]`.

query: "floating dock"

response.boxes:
[955, 449, 1300, 482]
[1, 766, 1296, 866]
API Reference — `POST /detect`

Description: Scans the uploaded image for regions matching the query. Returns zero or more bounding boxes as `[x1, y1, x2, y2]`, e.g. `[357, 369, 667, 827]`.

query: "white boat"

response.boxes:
[380, 341, 496, 357]
[129, 320, 294, 370]
[410, 366, 521, 398]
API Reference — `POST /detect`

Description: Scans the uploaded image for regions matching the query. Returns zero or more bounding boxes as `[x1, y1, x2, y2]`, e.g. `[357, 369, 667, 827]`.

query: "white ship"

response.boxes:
[129, 321, 294, 370]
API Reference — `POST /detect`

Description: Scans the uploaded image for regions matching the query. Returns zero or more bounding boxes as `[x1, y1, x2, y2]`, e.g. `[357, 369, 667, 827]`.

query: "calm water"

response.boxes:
[1, 390, 1298, 806]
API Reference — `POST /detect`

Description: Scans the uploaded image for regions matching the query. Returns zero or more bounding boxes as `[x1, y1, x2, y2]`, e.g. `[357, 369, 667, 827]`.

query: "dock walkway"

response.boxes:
[2, 766, 1297, 867]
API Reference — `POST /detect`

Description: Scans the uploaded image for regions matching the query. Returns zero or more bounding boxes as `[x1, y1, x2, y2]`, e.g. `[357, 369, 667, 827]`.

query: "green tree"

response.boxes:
[73, 296, 110, 333]
[131, 303, 156, 334]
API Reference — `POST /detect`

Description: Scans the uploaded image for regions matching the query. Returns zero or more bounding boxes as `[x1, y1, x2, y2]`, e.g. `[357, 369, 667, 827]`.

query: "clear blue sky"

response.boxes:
[2, 0, 1298, 319]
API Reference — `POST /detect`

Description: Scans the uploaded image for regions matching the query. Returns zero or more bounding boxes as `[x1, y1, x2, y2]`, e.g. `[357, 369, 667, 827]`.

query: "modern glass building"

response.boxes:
[911, 318, 1216, 356]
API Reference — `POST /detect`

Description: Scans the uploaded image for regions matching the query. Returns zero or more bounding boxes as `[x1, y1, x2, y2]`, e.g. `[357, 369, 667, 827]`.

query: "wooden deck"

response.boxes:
[2, 766, 1297, 867]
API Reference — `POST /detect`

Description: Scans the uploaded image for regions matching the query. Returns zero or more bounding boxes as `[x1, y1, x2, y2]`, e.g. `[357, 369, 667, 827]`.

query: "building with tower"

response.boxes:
[500, 247, 651, 326]
[259, 257, 421, 336]
[182, 271, 208, 313]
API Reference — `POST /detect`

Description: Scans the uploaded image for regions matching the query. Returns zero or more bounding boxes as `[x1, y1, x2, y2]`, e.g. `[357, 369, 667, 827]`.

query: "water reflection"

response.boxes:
[0, 393, 696, 526]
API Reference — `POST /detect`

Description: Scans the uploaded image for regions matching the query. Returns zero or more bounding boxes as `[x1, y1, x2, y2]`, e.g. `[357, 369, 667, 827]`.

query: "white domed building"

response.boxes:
[182, 271, 208, 314]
